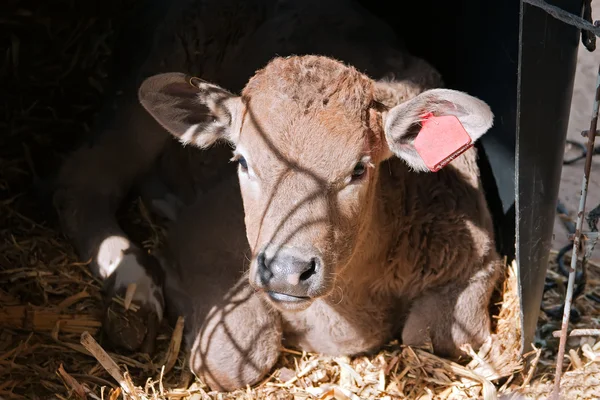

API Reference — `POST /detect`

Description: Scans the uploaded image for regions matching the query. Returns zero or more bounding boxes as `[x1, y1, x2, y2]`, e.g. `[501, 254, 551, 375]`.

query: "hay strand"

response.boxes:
[57, 363, 88, 399]
[161, 316, 185, 375]
[80, 331, 136, 396]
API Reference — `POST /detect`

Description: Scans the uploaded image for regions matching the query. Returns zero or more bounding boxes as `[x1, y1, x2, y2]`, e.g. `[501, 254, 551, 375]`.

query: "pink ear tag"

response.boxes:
[414, 113, 473, 172]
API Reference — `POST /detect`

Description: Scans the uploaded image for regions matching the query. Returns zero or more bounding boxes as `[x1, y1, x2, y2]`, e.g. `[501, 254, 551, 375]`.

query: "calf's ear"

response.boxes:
[382, 89, 493, 172]
[138, 72, 243, 148]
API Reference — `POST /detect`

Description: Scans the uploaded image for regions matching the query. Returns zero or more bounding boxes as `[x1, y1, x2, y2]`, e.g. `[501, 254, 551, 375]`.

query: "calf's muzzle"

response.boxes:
[253, 247, 324, 308]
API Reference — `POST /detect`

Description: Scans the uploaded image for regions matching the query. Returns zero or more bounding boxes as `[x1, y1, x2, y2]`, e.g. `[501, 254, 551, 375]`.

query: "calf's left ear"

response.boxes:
[382, 89, 493, 172]
[138, 72, 243, 148]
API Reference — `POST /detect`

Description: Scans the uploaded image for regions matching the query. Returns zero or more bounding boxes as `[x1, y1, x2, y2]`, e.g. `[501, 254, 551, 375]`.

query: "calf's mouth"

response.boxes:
[264, 291, 313, 311]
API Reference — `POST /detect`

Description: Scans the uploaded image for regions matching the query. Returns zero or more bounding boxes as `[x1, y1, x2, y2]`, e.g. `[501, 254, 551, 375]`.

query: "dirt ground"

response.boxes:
[551, 0, 600, 263]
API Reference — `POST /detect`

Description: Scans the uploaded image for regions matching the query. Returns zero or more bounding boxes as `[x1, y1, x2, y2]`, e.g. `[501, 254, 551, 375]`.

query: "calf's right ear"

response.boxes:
[138, 73, 243, 148]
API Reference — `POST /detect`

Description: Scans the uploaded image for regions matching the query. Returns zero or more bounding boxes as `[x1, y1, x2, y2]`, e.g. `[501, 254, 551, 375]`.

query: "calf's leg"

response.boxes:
[53, 107, 170, 353]
[161, 172, 281, 392]
[401, 258, 502, 358]
[187, 278, 282, 392]
[161, 257, 282, 392]
[164, 271, 282, 391]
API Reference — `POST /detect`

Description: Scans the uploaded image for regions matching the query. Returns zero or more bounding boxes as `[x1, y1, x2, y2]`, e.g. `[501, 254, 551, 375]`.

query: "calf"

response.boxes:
[53, 0, 502, 391]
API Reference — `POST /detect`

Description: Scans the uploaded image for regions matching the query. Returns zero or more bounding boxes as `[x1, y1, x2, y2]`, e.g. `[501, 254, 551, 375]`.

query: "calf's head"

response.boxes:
[139, 56, 493, 311]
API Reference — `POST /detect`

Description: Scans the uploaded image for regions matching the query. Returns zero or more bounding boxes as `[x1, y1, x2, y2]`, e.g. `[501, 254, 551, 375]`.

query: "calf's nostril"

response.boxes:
[257, 252, 273, 283]
[299, 258, 317, 282]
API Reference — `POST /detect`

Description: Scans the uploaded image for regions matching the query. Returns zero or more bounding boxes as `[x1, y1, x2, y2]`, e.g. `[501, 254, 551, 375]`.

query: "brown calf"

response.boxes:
[53, 0, 502, 391]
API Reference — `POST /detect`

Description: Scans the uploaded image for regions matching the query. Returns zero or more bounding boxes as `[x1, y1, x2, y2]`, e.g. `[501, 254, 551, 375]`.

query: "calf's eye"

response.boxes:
[351, 161, 366, 180]
[237, 156, 248, 172]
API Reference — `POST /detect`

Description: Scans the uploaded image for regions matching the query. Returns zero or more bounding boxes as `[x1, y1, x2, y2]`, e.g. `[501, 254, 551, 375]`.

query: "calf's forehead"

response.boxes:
[239, 98, 370, 174]
[235, 56, 380, 171]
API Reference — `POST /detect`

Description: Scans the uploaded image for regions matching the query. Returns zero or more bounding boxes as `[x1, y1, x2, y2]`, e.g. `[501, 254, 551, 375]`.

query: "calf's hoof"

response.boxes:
[102, 247, 165, 354]
[104, 301, 160, 353]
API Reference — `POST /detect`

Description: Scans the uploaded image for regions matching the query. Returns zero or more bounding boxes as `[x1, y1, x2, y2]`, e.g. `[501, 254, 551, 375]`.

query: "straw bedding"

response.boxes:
[1, 1, 599, 398]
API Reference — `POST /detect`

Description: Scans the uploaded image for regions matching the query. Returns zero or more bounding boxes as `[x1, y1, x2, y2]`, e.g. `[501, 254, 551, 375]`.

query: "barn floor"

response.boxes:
[1, 1, 599, 399]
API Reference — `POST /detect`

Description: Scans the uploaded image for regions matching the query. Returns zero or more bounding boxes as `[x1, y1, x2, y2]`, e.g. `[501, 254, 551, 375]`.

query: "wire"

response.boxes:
[542, 140, 600, 320]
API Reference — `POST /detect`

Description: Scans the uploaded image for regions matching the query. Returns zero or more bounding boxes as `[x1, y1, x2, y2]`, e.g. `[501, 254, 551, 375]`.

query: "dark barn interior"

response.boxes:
[1, 0, 597, 398]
